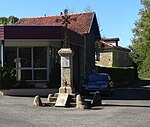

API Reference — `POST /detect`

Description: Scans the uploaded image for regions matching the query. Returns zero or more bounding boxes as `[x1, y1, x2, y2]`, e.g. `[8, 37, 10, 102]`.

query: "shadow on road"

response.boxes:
[103, 79, 150, 100]
[102, 104, 150, 108]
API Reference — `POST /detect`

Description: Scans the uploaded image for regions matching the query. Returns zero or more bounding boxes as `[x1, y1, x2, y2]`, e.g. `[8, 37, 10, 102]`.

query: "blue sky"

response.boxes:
[0, 0, 142, 47]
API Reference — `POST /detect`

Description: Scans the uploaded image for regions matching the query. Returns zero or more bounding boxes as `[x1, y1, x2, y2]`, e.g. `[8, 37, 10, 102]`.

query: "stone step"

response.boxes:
[54, 93, 59, 97]
[69, 97, 76, 102]
[68, 95, 77, 107]
[42, 102, 56, 107]
[69, 93, 76, 98]
[44, 93, 79, 108]
[69, 102, 76, 107]
[47, 96, 57, 102]
[84, 100, 92, 108]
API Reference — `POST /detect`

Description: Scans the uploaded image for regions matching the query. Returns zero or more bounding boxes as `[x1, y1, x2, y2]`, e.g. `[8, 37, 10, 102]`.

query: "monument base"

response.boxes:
[59, 86, 74, 94]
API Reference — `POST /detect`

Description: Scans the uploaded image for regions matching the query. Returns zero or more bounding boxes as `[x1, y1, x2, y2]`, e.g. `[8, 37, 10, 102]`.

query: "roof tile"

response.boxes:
[16, 12, 95, 35]
[101, 41, 130, 52]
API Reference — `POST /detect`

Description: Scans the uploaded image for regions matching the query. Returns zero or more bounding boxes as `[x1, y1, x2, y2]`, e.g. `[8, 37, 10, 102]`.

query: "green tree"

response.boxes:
[7, 16, 19, 24]
[130, 0, 150, 78]
[0, 17, 7, 24]
[0, 16, 18, 25]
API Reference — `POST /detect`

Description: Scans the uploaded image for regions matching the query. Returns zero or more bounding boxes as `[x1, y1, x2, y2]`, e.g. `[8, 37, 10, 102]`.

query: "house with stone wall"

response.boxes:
[95, 38, 132, 67]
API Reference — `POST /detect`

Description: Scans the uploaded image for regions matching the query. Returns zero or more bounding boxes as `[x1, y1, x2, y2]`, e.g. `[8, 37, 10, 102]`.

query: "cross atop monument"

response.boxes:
[56, 9, 77, 48]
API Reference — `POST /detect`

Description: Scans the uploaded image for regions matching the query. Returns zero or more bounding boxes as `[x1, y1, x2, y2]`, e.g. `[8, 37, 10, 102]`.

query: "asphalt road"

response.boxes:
[0, 80, 150, 127]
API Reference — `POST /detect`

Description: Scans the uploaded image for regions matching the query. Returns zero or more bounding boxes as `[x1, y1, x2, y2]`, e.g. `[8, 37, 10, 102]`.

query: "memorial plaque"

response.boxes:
[61, 56, 70, 67]
[55, 93, 69, 107]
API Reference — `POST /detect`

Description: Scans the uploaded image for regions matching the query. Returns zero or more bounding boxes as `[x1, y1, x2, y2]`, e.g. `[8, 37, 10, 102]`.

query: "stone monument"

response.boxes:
[57, 9, 76, 94]
[58, 48, 74, 94]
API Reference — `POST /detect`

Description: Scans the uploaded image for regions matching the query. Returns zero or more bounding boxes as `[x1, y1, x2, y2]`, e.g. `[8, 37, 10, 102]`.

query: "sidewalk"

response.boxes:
[0, 88, 58, 97]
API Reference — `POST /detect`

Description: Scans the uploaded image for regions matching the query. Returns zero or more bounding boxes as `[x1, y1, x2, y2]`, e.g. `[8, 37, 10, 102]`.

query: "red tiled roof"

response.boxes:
[16, 12, 95, 35]
[115, 45, 130, 52]
[101, 38, 120, 41]
[101, 41, 130, 52]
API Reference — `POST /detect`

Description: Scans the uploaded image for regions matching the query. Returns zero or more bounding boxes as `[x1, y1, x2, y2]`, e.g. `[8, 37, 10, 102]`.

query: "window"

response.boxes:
[4, 47, 17, 68]
[34, 70, 47, 80]
[21, 70, 32, 80]
[4, 47, 48, 81]
[34, 47, 47, 68]
[19, 48, 31, 67]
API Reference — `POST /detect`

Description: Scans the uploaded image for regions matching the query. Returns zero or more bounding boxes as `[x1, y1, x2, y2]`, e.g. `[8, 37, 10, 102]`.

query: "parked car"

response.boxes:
[82, 73, 114, 96]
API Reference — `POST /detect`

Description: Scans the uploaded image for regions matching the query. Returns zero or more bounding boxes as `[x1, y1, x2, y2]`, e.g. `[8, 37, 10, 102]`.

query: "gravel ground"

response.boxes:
[0, 94, 150, 127]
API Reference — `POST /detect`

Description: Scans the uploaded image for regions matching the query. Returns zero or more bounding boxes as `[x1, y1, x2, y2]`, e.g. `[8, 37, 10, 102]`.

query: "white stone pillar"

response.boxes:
[14, 58, 21, 81]
[58, 48, 74, 94]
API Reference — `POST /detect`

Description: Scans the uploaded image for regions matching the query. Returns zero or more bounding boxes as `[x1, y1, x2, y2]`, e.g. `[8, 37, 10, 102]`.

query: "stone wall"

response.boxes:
[96, 50, 132, 67]
[96, 52, 113, 67]
[113, 51, 132, 67]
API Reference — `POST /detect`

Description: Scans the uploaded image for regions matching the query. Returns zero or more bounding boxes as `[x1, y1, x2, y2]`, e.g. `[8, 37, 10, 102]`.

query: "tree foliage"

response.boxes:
[0, 63, 16, 89]
[0, 16, 18, 25]
[130, 0, 150, 78]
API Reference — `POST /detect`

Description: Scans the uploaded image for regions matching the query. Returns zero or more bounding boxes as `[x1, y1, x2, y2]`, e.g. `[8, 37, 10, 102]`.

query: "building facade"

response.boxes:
[0, 12, 100, 91]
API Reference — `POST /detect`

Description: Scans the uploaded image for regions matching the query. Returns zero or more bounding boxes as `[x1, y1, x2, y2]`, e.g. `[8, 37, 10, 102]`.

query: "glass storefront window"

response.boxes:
[4, 47, 17, 68]
[4, 47, 48, 81]
[19, 48, 31, 67]
[21, 70, 32, 80]
[34, 70, 47, 80]
[33, 47, 47, 68]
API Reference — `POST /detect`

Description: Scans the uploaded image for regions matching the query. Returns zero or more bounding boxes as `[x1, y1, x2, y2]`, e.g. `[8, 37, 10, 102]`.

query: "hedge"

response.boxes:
[96, 66, 138, 83]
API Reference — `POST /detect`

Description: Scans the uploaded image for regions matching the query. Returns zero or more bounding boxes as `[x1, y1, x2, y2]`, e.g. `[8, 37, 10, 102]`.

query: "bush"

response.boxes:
[96, 66, 138, 83]
[0, 63, 16, 89]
